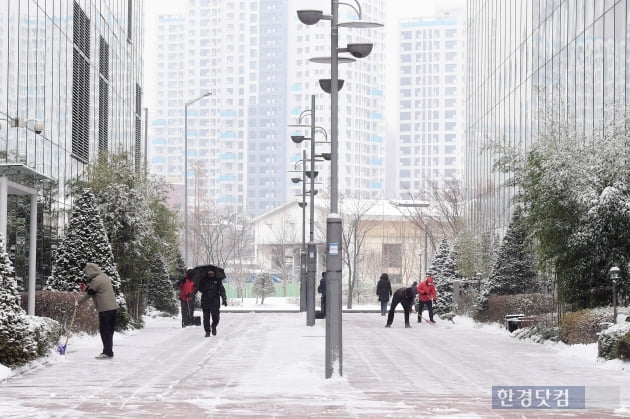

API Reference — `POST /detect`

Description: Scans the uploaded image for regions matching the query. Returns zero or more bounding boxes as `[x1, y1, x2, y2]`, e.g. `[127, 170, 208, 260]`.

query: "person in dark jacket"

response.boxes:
[385, 282, 417, 328]
[197, 268, 227, 337]
[317, 272, 326, 317]
[376, 273, 393, 316]
[77, 262, 118, 359]
[177, 269, 197, 327]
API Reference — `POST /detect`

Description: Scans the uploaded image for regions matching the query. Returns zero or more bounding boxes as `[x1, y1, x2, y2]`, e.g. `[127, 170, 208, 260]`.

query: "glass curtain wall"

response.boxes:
[0, 0, 143, 287]
[466, 0, 627, 237]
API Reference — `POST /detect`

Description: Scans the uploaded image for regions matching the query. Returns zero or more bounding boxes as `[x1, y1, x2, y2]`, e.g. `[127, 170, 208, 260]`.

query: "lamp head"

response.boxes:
[319, 79, 345, 94]
[291, 177, 301, 184]
[298, 202, 307, 208]
[347, 43, 373, 59]
[305, 170, 319, 179]
[297, 10, 323, 25]
[33, 120, 44, 134]
[291, 135, 305, 144]
[320, 152, 332, 161]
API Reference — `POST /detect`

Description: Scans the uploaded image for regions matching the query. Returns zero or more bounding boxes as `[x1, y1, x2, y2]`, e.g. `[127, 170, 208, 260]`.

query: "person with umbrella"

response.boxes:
[197, 266, 227, 337]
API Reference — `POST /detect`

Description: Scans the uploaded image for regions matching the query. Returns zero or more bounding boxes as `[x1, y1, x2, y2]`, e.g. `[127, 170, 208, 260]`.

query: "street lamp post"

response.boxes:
[297, 0, 382, 379]
[291, 95, 327, 326]
[184, 92, 212, 267]
[291, 151, 308, 312]
[609, 266, 620, 323]
[306, 95, 317, 327]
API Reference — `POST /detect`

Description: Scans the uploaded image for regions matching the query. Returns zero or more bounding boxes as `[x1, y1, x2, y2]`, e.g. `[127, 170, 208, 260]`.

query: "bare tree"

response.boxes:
[191, 206, 255, 299]
[340, 199, 378, 309]
[402, 178, 466, 264]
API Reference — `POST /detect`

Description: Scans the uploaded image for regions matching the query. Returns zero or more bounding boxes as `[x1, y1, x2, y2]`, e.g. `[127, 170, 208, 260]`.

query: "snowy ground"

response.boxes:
[0, 298, 629, 418]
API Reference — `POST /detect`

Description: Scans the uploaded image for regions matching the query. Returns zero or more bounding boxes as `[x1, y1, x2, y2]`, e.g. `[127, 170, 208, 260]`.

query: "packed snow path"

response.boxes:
[0, 312, 628, 418]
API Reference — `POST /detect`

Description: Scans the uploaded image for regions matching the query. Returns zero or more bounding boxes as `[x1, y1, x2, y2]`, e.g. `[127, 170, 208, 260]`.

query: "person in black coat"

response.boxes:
[385, 282, 417, 328]
[317, 272, 326, 317]
[197, 268, 227, 337]
[376, 273, 393, 316]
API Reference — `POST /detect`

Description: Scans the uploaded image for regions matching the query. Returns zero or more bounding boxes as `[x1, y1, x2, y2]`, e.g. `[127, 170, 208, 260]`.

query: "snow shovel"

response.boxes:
[58, 299, 78, 355]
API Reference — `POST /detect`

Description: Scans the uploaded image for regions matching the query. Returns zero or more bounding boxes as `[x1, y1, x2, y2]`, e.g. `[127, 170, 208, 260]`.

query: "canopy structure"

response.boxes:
[0, 164, 53, 315]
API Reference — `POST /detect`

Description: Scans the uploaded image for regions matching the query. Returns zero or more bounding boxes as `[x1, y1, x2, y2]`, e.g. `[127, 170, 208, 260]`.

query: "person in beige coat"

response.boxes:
[77, 262, 118, 359]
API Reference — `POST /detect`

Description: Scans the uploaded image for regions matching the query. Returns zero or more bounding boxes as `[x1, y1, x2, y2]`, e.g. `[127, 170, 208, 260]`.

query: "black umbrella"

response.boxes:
[190, 264, 226, 283]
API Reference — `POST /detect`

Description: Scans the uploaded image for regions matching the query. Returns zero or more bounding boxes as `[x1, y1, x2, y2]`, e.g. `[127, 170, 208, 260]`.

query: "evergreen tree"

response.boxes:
[476, 207, 538, 313]
[428, 238, 457, 314]
[428, 238, 450, 277]
[0, 234, 37, 366]
[67, 153, 183, 294]
[252, 273, 276, 304]
[46, 189, 122, 292]
[46, 189, 130, 329]
[147, 255, 178, 315]
[491, 112, 630, 309]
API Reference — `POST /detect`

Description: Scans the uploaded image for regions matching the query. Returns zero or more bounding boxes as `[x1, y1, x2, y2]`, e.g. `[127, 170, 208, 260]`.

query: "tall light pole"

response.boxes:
[291, 151, 308, 312]
[184, 92, 211, 267]
[291, 95, 330, 326]
[297, 1, 382, 379]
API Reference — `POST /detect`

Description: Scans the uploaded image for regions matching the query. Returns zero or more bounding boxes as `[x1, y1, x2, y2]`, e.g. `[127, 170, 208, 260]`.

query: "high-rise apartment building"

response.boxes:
[466, 0, 627, 236]
[151, 0, 289, 217]
[0, 0, 143, 287]
[396, 9, 466, 199]
[150, 1, 387, 220]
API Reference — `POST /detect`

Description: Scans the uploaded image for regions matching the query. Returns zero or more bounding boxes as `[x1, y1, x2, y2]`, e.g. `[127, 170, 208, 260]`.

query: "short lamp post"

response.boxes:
[475, 272, 482, 291]
[298, 0, 382, 379]
[609, 266, 620, 323]
[184, 92, 212, 267]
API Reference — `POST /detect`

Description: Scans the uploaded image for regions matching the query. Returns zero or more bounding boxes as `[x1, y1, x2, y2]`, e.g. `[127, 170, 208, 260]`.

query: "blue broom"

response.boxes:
[58, 299, 78, 355]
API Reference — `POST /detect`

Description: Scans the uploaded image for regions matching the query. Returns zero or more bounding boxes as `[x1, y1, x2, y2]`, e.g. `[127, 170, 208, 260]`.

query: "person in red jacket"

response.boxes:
[417, 273, 437, 323]
[177, 269, 197, 327]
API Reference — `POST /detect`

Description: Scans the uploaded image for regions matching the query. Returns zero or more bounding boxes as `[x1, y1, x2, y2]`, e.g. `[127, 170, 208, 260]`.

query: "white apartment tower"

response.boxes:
[397, 10, 466, 199]
[286, 0, 387, 204]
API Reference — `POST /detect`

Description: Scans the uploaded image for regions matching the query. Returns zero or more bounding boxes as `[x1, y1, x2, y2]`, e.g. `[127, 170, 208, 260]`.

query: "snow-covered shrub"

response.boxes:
[477, 293, 553, 323]
[0, 234, 38, 367]
[561, 308, 614, 344]
[21, 291, 99, 335]
[512, 322, 561, 343]
[27, 316, 61, 357]
[597, 323, 630, 360]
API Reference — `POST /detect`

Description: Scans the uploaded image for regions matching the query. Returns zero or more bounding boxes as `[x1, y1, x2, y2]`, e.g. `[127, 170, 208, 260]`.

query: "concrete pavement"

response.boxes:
[0, 312, 627, 418]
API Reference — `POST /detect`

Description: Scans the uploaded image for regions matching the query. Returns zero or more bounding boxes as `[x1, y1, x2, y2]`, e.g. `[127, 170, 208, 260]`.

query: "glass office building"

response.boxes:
[466, 0, 628, 236]
[0, 0, 143, 288]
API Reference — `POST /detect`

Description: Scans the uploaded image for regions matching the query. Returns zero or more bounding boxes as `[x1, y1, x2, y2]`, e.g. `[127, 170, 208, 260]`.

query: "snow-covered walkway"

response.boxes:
[0, 310, 628, 418]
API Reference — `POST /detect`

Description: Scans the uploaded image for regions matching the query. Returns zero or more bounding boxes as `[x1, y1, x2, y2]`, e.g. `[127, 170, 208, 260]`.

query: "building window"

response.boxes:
[382, 243, 402, 268]
[72, 2, 91, 163]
